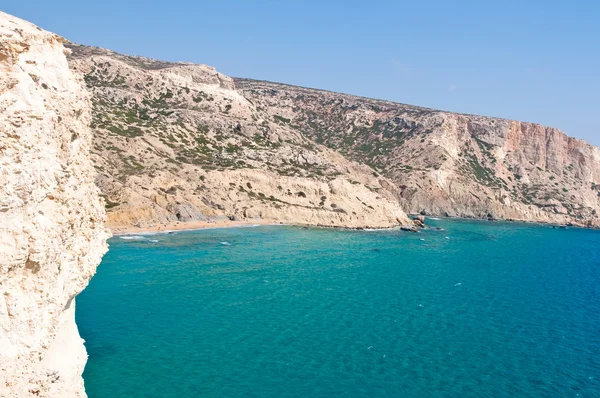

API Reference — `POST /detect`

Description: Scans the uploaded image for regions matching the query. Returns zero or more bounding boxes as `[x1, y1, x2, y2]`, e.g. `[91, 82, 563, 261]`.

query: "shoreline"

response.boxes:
[108, 214, 600, 236]
[413, 214, 599, 230]
[108, 219, 281, 236]
[108, 219, 405, 236]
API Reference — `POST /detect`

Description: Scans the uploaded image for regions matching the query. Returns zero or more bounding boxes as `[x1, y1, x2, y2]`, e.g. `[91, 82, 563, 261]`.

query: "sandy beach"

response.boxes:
[108, 219, 280, 235]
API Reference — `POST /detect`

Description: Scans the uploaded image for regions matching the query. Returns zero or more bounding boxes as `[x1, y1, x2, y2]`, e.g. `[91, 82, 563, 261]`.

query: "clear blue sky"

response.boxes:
[4, 1, 599, 146]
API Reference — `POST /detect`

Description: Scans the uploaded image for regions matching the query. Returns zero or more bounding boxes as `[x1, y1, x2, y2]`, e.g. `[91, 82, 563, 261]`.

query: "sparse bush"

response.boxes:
[274, 115, 290, 124]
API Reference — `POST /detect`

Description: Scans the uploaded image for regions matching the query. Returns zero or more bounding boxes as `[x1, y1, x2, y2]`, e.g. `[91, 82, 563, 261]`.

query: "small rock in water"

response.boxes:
[401, 225, 419, 233]
[412, 215, 426, 228]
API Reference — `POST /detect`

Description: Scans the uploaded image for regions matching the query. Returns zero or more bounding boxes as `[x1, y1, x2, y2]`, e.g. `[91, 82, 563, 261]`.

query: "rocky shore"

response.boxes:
[1, 7, 599, 398]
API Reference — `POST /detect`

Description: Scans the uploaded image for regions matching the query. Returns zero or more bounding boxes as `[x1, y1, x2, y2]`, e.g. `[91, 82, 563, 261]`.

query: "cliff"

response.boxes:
[61, 44, 600, 230]
[0, 12, 109, 397]
[65, 44, 411, 231]
[236, 79, 600, 227]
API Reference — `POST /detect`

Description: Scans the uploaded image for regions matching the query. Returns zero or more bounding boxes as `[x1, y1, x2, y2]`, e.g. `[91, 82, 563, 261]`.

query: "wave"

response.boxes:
[119, 235, 146, 240]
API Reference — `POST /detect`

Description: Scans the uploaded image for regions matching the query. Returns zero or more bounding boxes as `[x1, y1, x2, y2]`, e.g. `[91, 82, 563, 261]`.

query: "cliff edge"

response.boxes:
[0, 12, 109, 397]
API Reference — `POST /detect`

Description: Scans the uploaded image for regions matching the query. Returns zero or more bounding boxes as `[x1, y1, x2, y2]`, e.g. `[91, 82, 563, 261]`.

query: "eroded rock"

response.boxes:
[0, 12, 109, 397]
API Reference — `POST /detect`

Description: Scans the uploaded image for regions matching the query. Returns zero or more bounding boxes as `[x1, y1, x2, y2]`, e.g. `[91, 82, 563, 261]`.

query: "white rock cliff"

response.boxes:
[0, 12, 109, 397]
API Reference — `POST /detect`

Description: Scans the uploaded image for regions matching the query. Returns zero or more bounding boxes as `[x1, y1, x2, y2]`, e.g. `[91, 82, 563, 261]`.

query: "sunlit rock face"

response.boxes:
[236, 79, 600, 227]
[65, 43, 411, 232]
[0, 11, 109, 397]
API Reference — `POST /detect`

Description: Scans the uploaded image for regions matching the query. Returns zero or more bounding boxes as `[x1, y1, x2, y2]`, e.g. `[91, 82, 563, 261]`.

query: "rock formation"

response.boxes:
[1, 6, 597, 397]
[65, 44, 411, 231]
[0, 12, 109, 397]
[62, 44, 600, 231]
[237, 79, 600, 227]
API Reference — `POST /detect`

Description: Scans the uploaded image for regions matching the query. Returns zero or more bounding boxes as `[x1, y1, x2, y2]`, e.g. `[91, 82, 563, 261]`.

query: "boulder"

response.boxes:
[412, 215, 426, 228]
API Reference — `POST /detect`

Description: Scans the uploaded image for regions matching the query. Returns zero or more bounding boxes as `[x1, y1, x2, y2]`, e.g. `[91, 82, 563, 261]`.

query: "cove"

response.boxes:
[77, 219, 600, 397]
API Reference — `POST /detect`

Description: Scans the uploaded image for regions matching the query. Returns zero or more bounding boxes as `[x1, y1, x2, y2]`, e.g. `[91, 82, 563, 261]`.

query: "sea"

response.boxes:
[77, 219, 600, 397]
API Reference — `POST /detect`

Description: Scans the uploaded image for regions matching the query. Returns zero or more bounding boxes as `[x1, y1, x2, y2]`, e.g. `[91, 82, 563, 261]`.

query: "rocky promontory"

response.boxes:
[0, 12, 109, 397]
[237, 79, 600, 228]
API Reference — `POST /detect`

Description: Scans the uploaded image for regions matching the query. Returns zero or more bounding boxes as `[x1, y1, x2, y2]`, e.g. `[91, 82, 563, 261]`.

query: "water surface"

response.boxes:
[78, 219, 600, 397]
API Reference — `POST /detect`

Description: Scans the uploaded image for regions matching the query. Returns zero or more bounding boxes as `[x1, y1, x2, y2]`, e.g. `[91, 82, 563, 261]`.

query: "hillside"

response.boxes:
[237, 79, 600, 227]
[66, 43, 600, 230]
[65, 44, 411, 232]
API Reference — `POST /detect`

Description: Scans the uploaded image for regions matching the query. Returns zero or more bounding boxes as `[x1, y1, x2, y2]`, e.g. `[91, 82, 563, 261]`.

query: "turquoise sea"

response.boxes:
[77, 219, 600, 397]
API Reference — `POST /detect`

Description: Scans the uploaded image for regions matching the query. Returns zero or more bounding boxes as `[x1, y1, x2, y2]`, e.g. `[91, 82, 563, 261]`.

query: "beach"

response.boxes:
[108, 219, 279, 235]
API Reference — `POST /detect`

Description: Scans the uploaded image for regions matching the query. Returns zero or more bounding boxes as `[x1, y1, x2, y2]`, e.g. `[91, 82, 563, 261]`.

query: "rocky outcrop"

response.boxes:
[412, 215, 425, 228]
[236, 79, 600, 228]
[0, 12, 109, 397]
[62, 38, 600, 230]
[65, 44, 411, 231]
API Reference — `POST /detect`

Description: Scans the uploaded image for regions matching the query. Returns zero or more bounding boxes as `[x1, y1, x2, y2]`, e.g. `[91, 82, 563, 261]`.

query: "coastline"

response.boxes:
[108, 215, 598, 236]
[107, 211, 600, 237]
[109, 219, 280, 235]
[415, 214, 599, 230]
[108, 218, 412, 236]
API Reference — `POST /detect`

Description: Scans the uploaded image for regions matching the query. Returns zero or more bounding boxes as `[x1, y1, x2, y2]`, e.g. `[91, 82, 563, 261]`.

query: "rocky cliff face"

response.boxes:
[0, 12, 109, 397]
[237, 79, 600, 227]
[64, 45, 599, 229]
[65, 44, 411, 231]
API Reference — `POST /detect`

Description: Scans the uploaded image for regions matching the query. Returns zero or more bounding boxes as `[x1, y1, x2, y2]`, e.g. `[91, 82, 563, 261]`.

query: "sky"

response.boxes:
[4, 1, 599, 146]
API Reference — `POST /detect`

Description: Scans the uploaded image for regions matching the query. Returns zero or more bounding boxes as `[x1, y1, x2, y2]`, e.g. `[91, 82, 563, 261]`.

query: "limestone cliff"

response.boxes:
[0, 12, 109, 397]
[237, 79, 600, 227]
[63, 43, 600, 230]
[65, 44, 411, 231]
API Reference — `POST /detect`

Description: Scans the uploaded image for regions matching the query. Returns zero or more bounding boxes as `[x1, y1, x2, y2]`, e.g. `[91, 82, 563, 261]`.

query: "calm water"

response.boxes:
[77, 219, 600, 397]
